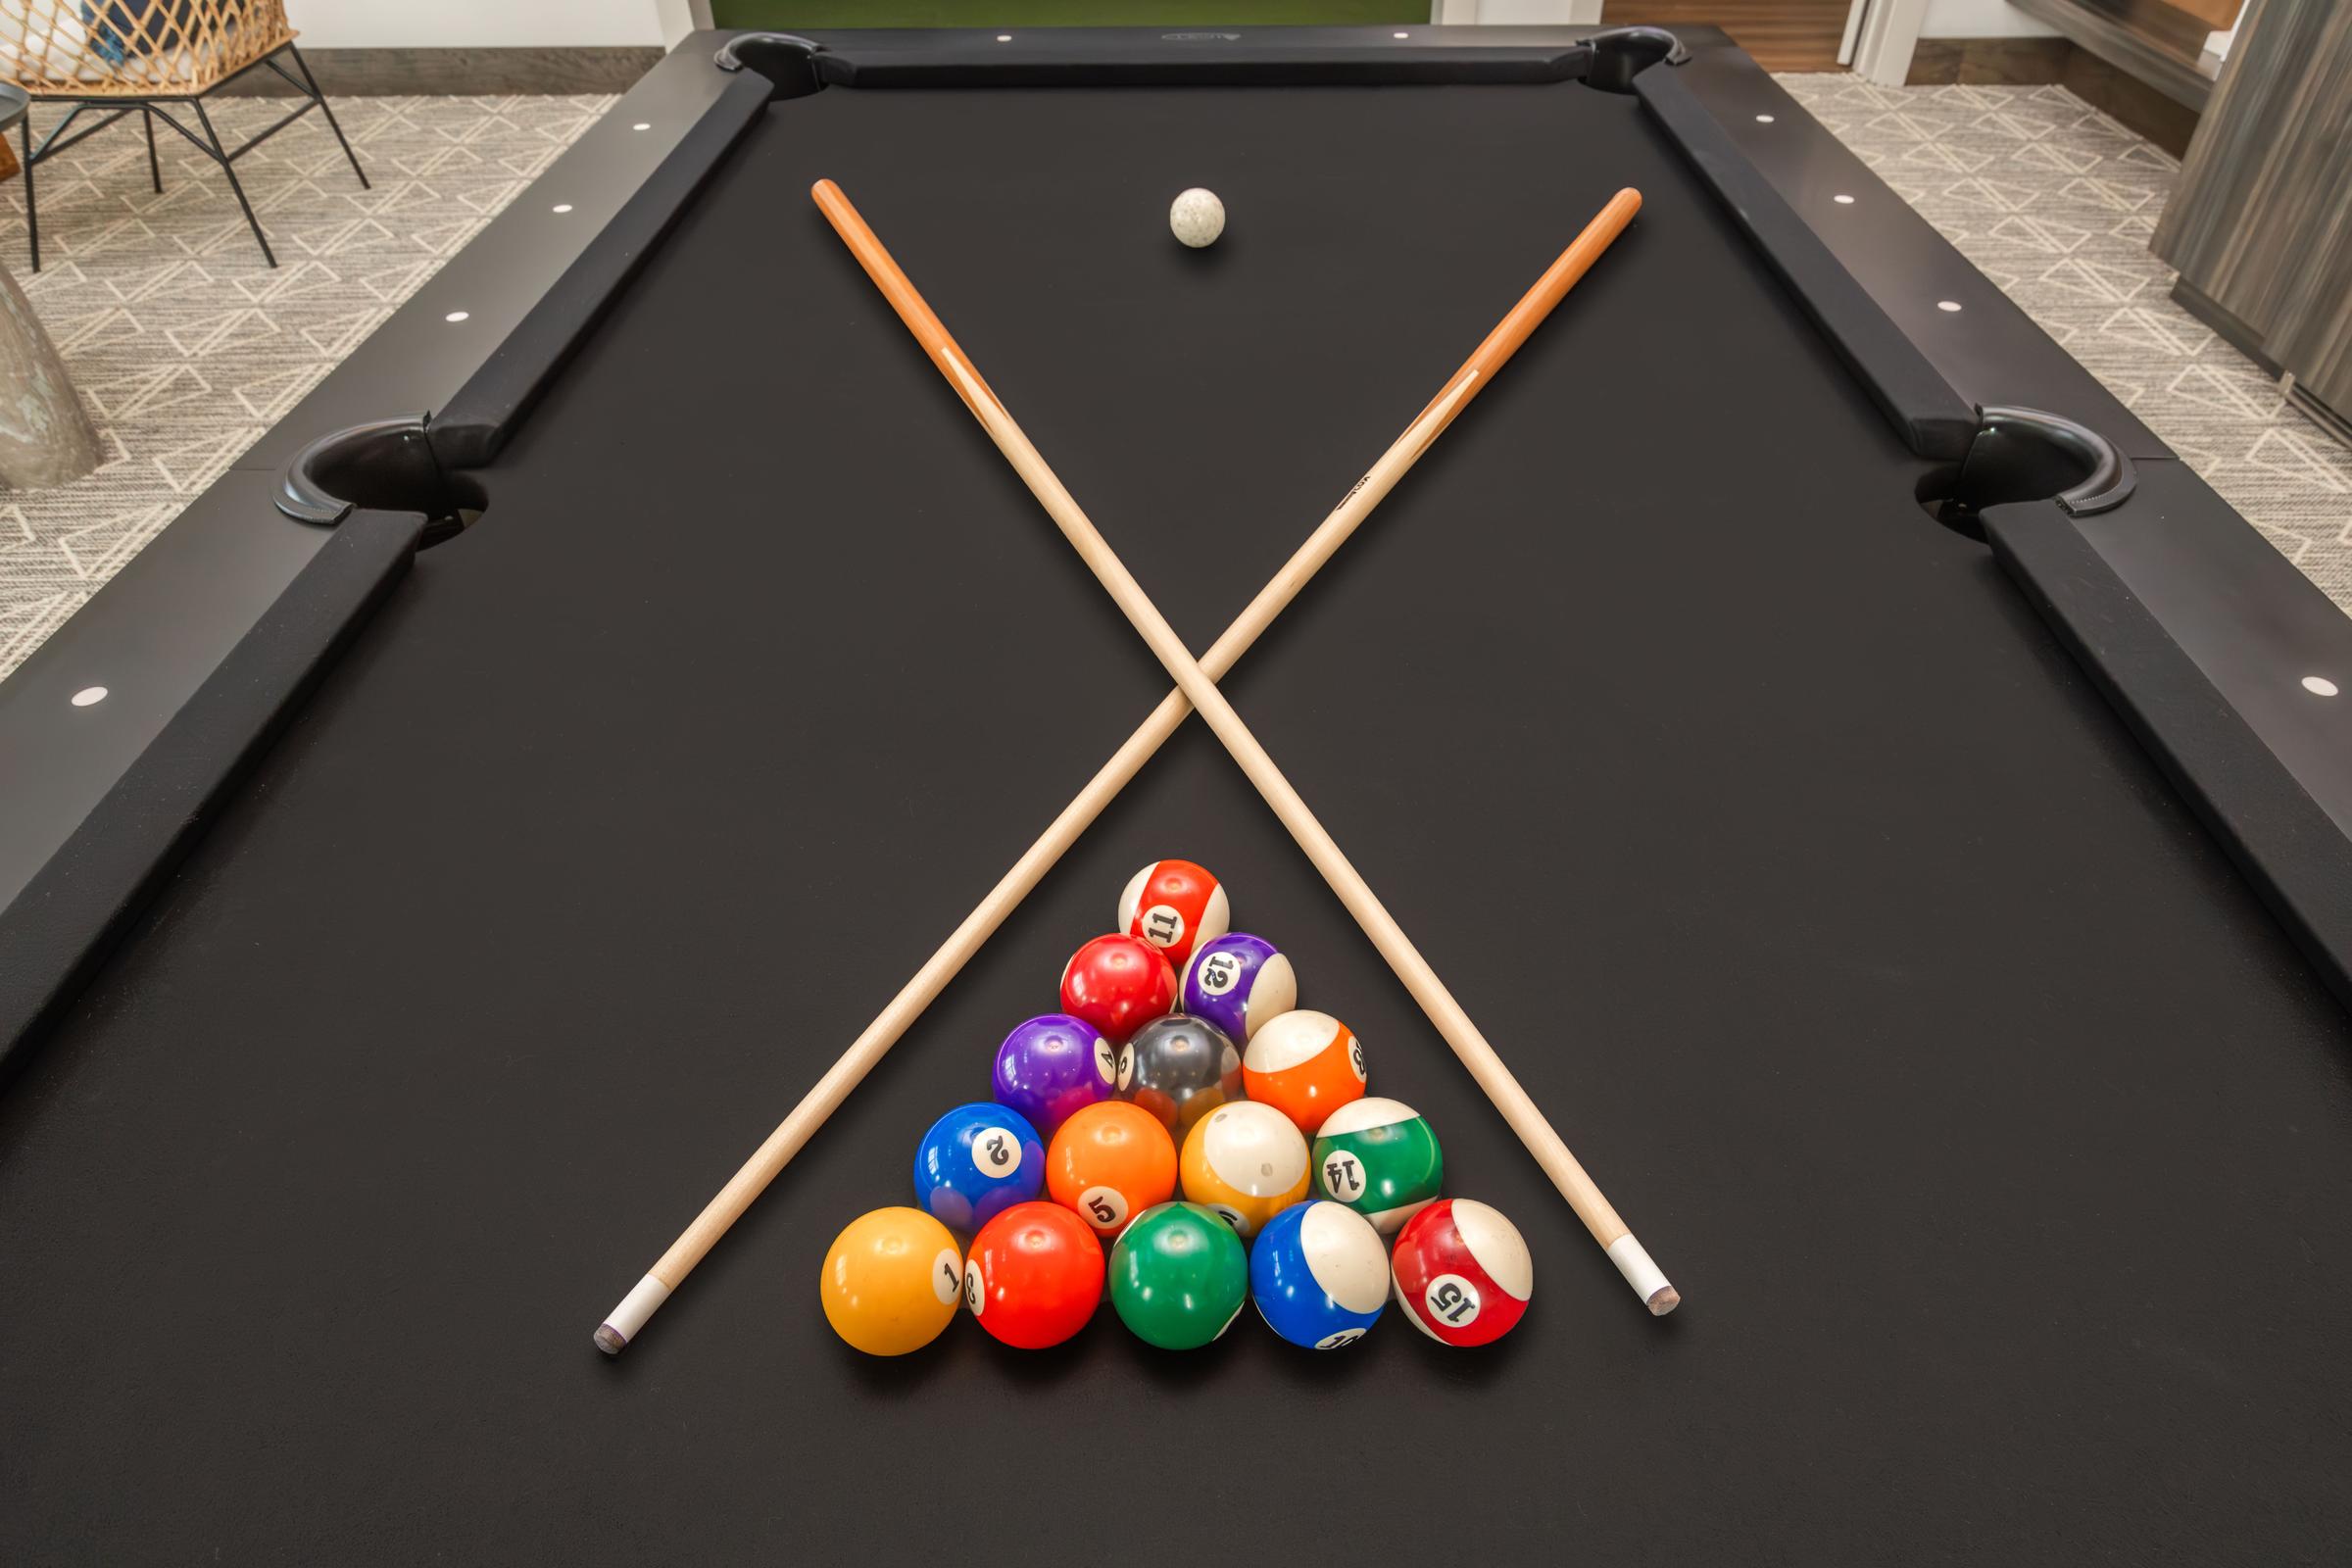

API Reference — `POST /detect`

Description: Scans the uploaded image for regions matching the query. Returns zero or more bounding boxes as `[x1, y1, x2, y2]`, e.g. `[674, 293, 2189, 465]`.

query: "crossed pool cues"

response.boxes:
[596, 178, 1667, 1355]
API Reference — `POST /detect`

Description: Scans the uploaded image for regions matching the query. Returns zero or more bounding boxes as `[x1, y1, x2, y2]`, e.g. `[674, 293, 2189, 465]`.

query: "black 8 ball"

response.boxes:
[1116, 1012, 1241, 1139]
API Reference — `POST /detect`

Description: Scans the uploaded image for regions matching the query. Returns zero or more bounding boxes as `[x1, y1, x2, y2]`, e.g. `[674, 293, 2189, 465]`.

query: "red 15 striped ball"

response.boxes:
[1390, 1198, 1533, 1348]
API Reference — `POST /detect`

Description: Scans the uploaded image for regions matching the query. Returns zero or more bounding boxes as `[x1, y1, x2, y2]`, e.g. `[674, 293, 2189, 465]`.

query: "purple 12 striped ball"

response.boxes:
[992, 1013, 1118, 1139]
[1178, 933, 1298, 1045]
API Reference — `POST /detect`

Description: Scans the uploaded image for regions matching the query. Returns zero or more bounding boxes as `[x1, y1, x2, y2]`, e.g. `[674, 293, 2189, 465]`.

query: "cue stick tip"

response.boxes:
[1605, 1233, 1676, 1317]
[595, 1273, 674, 1355]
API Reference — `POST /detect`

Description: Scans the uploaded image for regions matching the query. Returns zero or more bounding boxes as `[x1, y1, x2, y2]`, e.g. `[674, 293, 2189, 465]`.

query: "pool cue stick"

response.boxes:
[593, 192, 1641, 1357]
[815, 178, 1678, 1318]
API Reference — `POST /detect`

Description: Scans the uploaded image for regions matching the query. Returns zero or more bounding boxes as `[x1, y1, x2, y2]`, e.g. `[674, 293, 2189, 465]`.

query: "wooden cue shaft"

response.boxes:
[593, 186, 1642, 1356]
[814, 178, 1680, 1317]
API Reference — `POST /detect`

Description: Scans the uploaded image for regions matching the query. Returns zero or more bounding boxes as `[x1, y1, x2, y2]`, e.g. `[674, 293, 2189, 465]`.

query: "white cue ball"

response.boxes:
[1170, 187, 1225, 249]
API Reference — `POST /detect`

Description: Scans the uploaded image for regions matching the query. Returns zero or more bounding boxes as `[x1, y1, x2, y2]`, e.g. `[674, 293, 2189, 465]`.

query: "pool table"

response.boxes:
[4, 24, 2351, 1562]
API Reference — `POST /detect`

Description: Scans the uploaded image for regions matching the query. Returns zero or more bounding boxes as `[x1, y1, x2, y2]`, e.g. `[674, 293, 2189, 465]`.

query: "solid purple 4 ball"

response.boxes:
[992, 1013, 1118, 1138]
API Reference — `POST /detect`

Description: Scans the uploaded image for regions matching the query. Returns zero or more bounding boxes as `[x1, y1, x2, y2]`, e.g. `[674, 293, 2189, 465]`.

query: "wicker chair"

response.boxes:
[0, 0, 367, 269]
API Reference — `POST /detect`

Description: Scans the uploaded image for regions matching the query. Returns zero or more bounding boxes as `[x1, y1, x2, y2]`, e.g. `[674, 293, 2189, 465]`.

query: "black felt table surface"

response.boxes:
[6, 81, 2349, 1563]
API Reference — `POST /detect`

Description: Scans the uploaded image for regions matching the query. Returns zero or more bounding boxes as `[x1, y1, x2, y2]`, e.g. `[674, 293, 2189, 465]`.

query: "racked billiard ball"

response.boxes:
[1250, 1200, 1388, 1349]
[1390, 1198, 1532, 1348]
[818, 1206, 964, 1356]
[1179, 1100, 1311, 1240]
[963, 1200, 1104, 1348]
[992, 1013, 1117, 1139]
[1117, 858, 1230, 966]
[1046, 1100, 1177, 1239]
[1311, 1096, 1443, 1234]
[1116, 1011, 1240, 1138]
[1108, 1200, 1250, 1349]
[1178, 931, 1296, 1044]
[1242, 1008, 1367, 1135]
[913, 1102, 1045, 1232]
[1059, 933, 1179, 1045]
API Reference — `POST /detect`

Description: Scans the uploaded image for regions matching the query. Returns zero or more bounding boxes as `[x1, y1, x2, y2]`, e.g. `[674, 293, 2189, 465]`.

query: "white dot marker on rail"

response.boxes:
[997, 33, 1011, 41]
[1394, 30, 1409, 37]
[1835, 193, 1856, 204]
[1756, 114, 1775, 123]
[1937, 300, 1963, 313]
[2304, 676, 2339, 697]
[71, 686, 107, 707]
[445, 311, 469, 322]
[552, 203, 572, 214]
[632, 122, 650, 131]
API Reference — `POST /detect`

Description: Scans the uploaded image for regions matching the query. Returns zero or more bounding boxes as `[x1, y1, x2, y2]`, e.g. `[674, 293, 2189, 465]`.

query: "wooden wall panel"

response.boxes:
[2154, 0, 2352, 421]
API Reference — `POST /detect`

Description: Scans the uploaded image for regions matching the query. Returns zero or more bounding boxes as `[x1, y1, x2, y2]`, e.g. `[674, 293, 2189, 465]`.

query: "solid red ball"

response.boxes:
[962, 1200, 1104, 1348]
[1059, 933, 1178, 1046]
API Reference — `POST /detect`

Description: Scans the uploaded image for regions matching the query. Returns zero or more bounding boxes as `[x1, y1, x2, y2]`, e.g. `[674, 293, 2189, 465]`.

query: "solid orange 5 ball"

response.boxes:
[1047, 1101, 1178, 1239]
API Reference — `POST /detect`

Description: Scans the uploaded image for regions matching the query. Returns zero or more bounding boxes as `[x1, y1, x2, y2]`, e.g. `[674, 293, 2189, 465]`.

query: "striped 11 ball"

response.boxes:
[1250, 1200, 1389, 1349]
[1311, 1097, 1443, 1234]
[912, 1102, 1045, 1232]
[1178, 1100, 1311, 1240]
[1390, 1198, 1533, 1348]
[1178, 931, 1297, 1045]
[1117, 858, 1230, 966]
[1242, 1008, 1367, 1135]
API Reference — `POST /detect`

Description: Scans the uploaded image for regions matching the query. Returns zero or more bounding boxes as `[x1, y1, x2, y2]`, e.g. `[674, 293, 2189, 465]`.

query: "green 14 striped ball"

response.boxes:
[1310, 1097, 1443, 1233]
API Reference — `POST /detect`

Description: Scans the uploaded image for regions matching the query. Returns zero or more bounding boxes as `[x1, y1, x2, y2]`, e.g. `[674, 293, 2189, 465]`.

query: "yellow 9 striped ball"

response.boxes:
[1178, 1101, 1310, 1240]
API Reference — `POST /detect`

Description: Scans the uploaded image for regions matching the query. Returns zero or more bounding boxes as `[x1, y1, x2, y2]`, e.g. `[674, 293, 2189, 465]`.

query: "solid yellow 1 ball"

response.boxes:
[819, 1206, 964, 1355]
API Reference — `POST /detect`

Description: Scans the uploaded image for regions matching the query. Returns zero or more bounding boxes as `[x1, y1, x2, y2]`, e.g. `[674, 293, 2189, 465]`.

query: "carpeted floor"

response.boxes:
[1781, 74, 2352, 591]
[0, 95, 612, 679]
[0, 80, 2345, 685]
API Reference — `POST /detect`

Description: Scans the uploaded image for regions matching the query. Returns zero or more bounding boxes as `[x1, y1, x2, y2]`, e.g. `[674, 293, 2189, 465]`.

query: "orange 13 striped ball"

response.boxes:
[1241, 1008, 1368, 1136]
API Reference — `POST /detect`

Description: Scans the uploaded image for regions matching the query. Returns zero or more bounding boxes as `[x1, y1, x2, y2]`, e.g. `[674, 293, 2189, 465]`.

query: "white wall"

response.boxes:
[1919, 0, 2060, 36]
[285, 0, 669, 48]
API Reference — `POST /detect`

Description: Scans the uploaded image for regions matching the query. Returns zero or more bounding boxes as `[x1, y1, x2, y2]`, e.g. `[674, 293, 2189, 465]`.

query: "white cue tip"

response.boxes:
[1607, 1235, 1680, 1315]
[595, 1274, 672, 1354]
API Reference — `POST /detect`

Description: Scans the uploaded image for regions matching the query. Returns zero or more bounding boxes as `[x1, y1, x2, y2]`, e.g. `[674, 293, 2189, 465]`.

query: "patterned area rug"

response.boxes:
[0, 95, 612, 679]
[1783, 75, 2352, 592]
[0, 81, 2346, 684]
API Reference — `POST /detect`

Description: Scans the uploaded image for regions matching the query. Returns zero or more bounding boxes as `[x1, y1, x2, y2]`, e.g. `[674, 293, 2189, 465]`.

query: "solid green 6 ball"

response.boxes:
[1108, 1201, 1250, 1349]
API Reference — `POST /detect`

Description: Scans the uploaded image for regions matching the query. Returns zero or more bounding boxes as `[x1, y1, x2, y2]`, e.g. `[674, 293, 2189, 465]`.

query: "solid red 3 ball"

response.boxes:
[962, 1200, 1104, 1348]
[1058, 933, 1178, 1045]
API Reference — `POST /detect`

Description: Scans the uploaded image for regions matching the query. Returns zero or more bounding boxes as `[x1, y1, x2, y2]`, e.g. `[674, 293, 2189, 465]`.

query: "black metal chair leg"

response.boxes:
[20, 115, 36, 272]
[190, 98, 273, 268]
[142, 107, 161, 193]
[285, 45, 367, 190]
